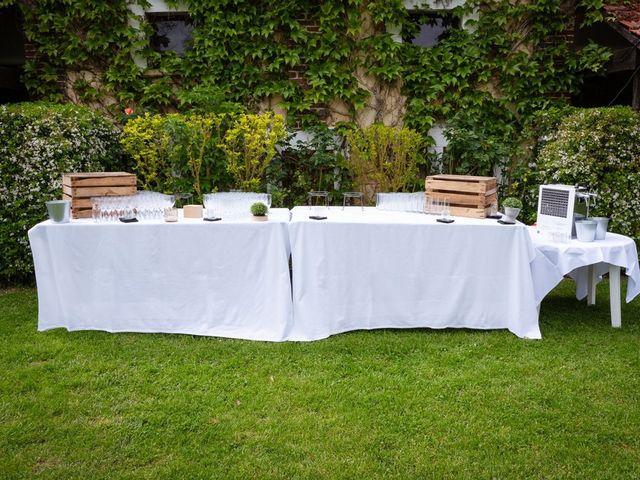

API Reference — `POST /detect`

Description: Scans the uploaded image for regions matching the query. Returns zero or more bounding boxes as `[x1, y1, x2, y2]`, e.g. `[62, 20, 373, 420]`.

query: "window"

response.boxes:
[147, 12, 193, 57]
[0, 6, 28, 103]
[403, 12, 459, 47]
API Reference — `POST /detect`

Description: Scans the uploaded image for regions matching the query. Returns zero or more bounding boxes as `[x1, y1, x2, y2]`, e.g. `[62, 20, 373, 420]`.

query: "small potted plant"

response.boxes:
[250, 201, 269, 221]
[502, 197, 523, 223]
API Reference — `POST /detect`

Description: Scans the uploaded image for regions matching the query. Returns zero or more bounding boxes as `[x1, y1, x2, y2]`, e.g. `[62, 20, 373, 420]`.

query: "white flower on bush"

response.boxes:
[0, 103, 123, 282]
[535, 107, 640, 239]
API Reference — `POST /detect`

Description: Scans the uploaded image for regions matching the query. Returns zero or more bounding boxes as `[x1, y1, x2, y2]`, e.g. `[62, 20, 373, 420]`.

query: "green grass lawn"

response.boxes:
[1, 280, 639, 480]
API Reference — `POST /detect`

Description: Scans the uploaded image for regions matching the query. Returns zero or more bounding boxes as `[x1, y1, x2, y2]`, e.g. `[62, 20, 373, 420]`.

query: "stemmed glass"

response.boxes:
[91, 197, 101, 222]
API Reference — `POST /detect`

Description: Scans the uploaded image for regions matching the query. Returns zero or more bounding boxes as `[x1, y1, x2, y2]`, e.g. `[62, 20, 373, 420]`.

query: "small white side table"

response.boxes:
[529, 229, 639, 328]
[586, 264, 622, 327]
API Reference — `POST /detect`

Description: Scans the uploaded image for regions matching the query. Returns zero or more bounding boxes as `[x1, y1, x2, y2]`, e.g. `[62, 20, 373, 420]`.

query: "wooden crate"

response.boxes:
[62, 172, 136, 219]
[425, 174, 497, 218]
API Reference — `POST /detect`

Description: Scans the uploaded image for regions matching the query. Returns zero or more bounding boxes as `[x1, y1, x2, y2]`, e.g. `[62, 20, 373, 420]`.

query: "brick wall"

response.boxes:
[23, 43, 36, 61]
[541, 15, 577, 50]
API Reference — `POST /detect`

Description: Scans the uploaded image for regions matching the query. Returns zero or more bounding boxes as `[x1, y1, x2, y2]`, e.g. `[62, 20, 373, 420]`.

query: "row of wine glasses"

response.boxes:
[425, 197, 450, 219]
[307, 191, 436, 215]
[203, 192, 271, 221]
[374, 193, 451, 219]
[91, 196, 137, 222]
[376, 192, 425, 213]
[135, 191, 176, 220]
[89, 190, 452, 222]
[91, 191, 175, 222]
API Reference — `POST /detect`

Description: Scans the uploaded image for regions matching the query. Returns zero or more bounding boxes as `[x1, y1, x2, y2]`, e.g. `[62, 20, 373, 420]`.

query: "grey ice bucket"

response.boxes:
[590, 217, 609, 240]
[46, 200, 71, 223]
[575, 219, 597, 242]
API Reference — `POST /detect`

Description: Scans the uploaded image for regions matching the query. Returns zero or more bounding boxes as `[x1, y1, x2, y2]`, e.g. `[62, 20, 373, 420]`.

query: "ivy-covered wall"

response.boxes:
[8, 1, 611, 146]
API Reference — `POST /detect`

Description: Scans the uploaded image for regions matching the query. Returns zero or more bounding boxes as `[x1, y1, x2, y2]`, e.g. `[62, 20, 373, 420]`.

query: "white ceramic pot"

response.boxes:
[575, 220, 597, 242]
[503, 207, 520, 222]
[590, 217, 609, 240]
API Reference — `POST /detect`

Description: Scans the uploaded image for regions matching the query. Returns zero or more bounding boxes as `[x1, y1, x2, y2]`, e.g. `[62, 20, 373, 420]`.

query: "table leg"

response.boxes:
[587, 264, 597, 306]
[609, 265, 621, 328]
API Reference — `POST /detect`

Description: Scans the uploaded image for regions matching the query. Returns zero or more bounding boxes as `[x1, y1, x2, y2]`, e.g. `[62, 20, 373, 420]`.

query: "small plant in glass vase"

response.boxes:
[250, 202, 269, 221]
[502, 197, 523, 223]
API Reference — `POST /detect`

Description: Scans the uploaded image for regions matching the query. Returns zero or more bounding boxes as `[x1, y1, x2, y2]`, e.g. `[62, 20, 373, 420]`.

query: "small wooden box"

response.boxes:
[425, 174, 497, 218]
[62, 172, 137, 219]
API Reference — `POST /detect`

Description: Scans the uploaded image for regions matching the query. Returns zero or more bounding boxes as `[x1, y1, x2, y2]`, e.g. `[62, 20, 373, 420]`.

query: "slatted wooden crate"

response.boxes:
[425, 174, 497, 218]
[62, 172, 136, 219]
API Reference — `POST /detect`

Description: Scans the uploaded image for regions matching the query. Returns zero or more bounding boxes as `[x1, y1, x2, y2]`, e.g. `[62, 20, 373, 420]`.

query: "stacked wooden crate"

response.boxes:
[425, 174, 497, 218]
[62, 172, 137, 219]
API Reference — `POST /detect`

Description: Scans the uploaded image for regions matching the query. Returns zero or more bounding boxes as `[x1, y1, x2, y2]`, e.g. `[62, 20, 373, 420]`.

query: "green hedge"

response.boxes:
[0, 103, 424, 285]
[120, 112, 234, 199]
[523, 107, 640, 239]
[0, 102, 125, 284]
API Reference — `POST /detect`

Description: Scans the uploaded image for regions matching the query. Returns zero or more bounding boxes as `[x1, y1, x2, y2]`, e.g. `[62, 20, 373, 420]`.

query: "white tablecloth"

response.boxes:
[529, 228, 640, 303]
[288, 207, 543, 340]
[28, 209, 293, 341]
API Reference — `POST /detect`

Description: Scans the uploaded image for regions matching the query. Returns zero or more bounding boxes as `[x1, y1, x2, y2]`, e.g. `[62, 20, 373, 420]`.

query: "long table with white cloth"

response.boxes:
[288, 206, 546, 340]
[28, 208, 293, 340]
[31, 206, 637, 341]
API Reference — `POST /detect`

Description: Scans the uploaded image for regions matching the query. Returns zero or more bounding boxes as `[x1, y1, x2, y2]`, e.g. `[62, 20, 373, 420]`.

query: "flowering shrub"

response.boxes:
[531, 107, 640, 238]
[0, 102, 124, 284]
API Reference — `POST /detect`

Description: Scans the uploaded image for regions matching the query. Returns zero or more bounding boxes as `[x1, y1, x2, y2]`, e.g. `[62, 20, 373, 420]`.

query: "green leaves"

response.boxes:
[346, 124, 425, 204]
[0, 102, 125, 282]
[527, 107, 640, 238]
[17, 0, 612, 184]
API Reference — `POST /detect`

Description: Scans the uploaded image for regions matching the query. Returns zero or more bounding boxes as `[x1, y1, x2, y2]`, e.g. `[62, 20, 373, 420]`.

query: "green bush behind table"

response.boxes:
[0, 102, 126, 285]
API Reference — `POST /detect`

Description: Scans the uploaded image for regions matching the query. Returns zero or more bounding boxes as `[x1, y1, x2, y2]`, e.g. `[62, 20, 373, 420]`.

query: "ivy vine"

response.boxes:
[7, 0, 614, 169]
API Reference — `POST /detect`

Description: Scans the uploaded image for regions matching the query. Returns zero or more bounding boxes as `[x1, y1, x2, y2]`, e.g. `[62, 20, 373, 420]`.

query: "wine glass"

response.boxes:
[91, 197, 101, 223]
[424, 196, 433, 214]
[441, 198, 450, 220]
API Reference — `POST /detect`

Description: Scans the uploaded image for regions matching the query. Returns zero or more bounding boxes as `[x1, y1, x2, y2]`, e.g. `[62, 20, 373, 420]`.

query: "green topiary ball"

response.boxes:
[250, 202, 268, 216]
[502, 197, 523, 210]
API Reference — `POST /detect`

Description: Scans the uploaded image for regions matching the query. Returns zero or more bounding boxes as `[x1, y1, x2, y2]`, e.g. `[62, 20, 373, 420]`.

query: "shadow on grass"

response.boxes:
[539, 277, 639, 341]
